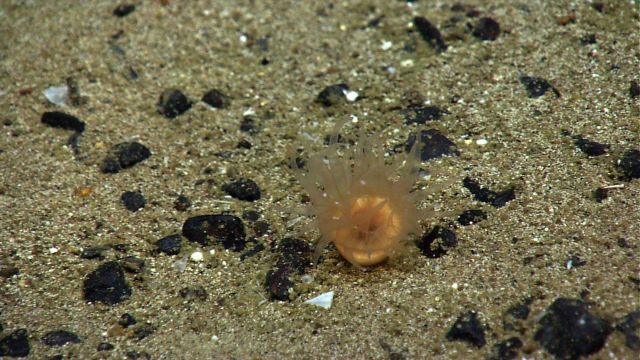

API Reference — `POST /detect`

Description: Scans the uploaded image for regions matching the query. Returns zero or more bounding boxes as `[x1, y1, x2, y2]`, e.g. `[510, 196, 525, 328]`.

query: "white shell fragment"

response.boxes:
[43, 85, 69, 106]
[304, 291, 334, 310]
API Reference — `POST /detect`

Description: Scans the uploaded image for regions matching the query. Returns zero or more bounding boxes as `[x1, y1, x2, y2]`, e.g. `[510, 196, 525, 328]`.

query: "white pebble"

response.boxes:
[344, 90, 359, 102]
[304, 291, 334, 310]
[381, 40, 392, 50]
[43, 85, 69, 106]
[190, 251, 204, 262]
[476, 139, 488, 146]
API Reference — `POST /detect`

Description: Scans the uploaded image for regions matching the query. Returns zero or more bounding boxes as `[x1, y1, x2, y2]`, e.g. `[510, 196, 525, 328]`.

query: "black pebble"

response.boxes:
[132, 324, 155, 341]
[240, 242, 265, 261]
[417, 226, 457, 258]
[618, 149, 640, 180]
[616, 311, 640, 350]
[179, 286, 208, 301]
[174, 195, 191, 212]
[237, 139, 252, 149]
[222, 178, 261, 201]
[572, 135, 609, 156]
[182, 214, 247, 250]
[119, 313, 137, 328]
[519, 76, 561, 98]
[462, 177, 515, 208]
[488, 337, 523, 360]
[503, 299, 532, 331]
[472, 17, 501, 41]
[446, 310, 487, 348]
[403, 106, 447, 125]
[580, 33, 597, 45]
[316, 83, 349, 107]
[242, 210, 261, 221]
[155, 234, 182, 255]
[41, 111, 85, 133]
[83, 261, 132, 305]
[121, 191, 146, 212]
[41, 330, 81, 347]
[0, 329, 30, 357]
[113, 4, 135, 17]
[97, 342, 114, 351]
[406, 129, 459, 161]
[630, 80, 640, 99]
[202, 89, 231, 109]
[239, 116, 260, 134]
[265, 238, 312, 301]
[100, 142, 151, 173]
[458, 209, 487, 225]
[534, 298, 612, 360]
[80, 246, 109, 260]
[157, 89, 191, 118]
[413, 16, 448, 53]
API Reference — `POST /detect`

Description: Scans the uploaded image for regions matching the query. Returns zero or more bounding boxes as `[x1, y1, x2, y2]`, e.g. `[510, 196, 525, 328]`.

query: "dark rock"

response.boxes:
[41, 111, 85, 133]
[83, 261, 132, 305]
[616, 311, 640, 350]
[237, 139, 252, 149]
[462, 177, 515, 208]
[417, 226, 457, 258]
[534, 298, 612, 360]
[97, 342, 114, 351]
[157, 89, 191, 118]
[240, 242, 265, 260]
[41, 330, 81, 347]
[113, 4, 135, 17]
[252, 220, 271, 237]
[132, 324, 155, 340]
[121, 191, 146, 212]
[519, 76, 561, 98]
[458, 209, 487, 225]
[155, 234, 182, 255]
[100, 142, 151, 173]
[0, 329, 30, 357]
[403, 106, 447, 125]
[222, 178, 261, 201]
[0, 265, 20, 278]
[119, 313, 137, 328]
[174, 195, 191, 212]
[630, 80, 640, 99]
[580, 33, 597, 45]
[179, 285, 208, 301]
[413, 16, 447, 53]
[592, 187, 609, 202]
[80, 246, 109, 260]
[488, 337, 523, 360]
[472, 17, 500, 41]
[406, 129, 459, 161]
[503, 299, 532, 331]
[316, 83, 349, 107]
[266, 238, 312, 301]
[572, 135, 609, 156]
[618, 149, 640, 180]
[182, 214, 247, 250]
[239, 116, 260, 134]
[242, 210, 261, 221]
[202, 89, 231, 109]
[446, 311, 486, 348]
[266, 266, 293, 301]
[120, 256, 144, 273]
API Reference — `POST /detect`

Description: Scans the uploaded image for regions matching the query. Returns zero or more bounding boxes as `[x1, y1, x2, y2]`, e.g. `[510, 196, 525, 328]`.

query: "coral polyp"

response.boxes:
[291, 125, 427, 267]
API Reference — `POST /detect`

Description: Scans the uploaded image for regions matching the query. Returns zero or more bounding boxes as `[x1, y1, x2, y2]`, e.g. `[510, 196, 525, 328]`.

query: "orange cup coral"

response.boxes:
[291, 124, 428, 267]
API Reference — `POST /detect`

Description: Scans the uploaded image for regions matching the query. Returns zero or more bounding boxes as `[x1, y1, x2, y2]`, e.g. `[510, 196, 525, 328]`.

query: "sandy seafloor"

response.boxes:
[1, 0, 639, 359]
